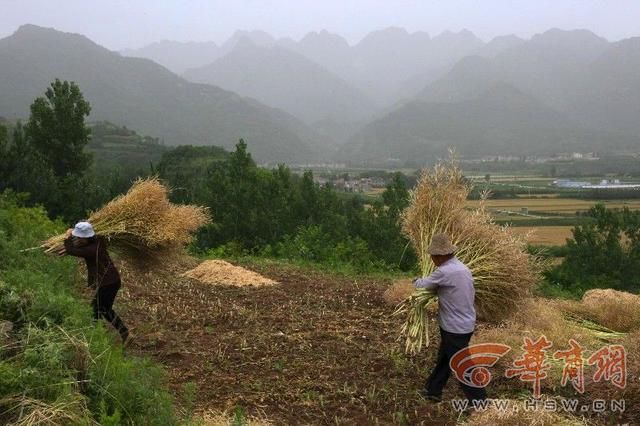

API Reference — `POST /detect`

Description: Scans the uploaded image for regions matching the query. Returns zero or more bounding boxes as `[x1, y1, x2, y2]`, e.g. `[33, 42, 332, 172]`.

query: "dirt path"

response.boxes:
[118, 260, 461, 425]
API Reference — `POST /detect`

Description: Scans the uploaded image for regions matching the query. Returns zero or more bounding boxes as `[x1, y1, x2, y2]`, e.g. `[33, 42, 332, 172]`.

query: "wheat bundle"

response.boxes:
[396, 157, 539, 353]
[42, 178, 210, 263]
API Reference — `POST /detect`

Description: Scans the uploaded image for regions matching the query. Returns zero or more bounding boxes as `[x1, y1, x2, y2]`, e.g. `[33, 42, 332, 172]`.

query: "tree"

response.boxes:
[0, 124, 7, 184]
[1, 81, 97, 221]
[546, 204, 640, 293]
[26, 79, 92, 177]
[382, 172, 410, 218]
[359, 173, 415, 270]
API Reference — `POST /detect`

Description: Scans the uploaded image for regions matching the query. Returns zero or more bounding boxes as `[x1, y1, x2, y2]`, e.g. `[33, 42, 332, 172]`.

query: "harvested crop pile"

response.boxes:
[41, 178, 210, 265]
[396, 156, 540, 353]
[559, 289, 640, 333]
[182, 260, 278, 287]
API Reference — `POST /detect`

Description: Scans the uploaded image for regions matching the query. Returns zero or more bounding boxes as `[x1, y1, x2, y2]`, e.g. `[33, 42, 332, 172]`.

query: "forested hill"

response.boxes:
[0, 25, 322, 163]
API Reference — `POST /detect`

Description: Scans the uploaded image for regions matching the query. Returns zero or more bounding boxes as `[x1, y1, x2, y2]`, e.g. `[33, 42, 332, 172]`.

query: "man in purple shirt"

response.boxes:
[413, 233, 487, 404]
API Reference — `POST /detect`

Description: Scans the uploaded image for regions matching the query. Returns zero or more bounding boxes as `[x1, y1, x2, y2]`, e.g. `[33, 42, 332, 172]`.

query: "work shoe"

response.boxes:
[121, 330, 134, 347]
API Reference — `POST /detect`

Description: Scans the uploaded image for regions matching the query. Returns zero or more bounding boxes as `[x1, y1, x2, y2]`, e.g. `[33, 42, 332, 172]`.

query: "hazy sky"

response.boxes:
[1, 0, 639, 50]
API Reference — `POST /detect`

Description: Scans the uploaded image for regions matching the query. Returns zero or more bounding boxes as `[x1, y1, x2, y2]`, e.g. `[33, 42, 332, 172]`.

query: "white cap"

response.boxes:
[71, 221, 95, 238]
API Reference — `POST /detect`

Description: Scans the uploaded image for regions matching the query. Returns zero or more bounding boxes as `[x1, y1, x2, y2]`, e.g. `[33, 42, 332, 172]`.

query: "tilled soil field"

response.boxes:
[117, 260, 463, 425]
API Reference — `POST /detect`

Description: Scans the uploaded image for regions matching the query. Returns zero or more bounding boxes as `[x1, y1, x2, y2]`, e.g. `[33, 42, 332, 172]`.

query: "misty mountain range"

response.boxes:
[1, 24, 639, 165]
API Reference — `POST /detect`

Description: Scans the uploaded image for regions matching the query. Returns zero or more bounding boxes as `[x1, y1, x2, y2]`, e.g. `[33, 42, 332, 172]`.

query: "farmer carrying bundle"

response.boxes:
[60, 221, 130, 343]
[43, 177, 210, 261]
[412, 232, 486, 403]
[396, 156, 539, 406]
[43, 177, 210, 343]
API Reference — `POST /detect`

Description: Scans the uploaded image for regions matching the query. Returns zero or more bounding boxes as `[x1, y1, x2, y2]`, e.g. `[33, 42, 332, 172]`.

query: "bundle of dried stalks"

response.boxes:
[41, 178, 210, 264]
[396, 156, 540, 353]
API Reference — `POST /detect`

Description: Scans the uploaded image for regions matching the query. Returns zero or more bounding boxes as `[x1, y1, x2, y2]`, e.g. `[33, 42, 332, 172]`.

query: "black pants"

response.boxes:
[92, 282, 128, 341]
[425, 327, 487, 402]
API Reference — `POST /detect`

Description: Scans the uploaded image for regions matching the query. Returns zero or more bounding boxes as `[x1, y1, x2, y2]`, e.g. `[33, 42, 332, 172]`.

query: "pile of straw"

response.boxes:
[42, 178, 210, 263]
[396, 157, 540, 353]
[182, 260, 278, 287]
[559, 289, 640, 333]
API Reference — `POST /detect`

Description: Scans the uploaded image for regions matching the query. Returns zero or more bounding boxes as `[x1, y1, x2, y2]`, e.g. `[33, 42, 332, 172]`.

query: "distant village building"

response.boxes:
[551, 179, 592, 188]
[582, 179, 640, 189]
[552, 179, 640, 190]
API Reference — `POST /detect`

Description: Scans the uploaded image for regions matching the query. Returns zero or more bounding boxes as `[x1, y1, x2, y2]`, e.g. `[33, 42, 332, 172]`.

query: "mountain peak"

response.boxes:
[6, 24, 109, 54]
[489, 34, 524, 43]
[433, 29, 480, 42]
[0, 24, 320, 162]
[533, 28, 608, 45]
[299, 30, 350, 48]
[13, 23, 82, 40]
[227, 30, 274, 45]
[14, 23, 52, 35]
[231, 35, 259, 51]
[357, 27, 410, 46]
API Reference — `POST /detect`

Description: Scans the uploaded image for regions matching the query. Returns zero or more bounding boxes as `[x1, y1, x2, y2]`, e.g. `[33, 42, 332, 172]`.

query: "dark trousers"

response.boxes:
[92, 281, 128, 341]
[425, 327, 487, 402]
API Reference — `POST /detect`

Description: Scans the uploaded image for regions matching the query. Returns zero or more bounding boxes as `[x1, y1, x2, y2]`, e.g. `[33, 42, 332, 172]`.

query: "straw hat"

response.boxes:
[71, 221, 95, 238]
[427, 232, 457, 255]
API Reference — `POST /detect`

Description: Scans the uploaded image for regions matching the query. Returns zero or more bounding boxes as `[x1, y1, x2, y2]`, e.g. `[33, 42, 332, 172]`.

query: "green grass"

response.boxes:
[200, 250, 412, 281]
[0, 192, 177, 424]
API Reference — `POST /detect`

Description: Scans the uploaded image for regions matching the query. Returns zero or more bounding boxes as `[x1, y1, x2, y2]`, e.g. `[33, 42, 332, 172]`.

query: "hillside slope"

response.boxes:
[339, 84, 637, 166]
[0, 25, 322, 163]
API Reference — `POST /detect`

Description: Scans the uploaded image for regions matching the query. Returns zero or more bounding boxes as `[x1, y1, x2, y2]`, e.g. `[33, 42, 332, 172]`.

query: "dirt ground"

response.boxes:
[117, 260, 466, 425]
[110, 260, 639, 425]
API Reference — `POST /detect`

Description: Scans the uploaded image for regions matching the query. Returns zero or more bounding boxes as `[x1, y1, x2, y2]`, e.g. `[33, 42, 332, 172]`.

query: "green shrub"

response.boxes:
[0, 192, 177, 424]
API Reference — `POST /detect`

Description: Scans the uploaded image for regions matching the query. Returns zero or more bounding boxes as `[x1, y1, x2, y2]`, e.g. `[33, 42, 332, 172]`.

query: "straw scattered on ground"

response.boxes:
[197, 411, 272, 426]
[182, 260, 278, 287]
[462, 399, 590, 426]
[585, 329, 640, 420]
[0, 395, 94, 426]
[474, 297, 604, 388]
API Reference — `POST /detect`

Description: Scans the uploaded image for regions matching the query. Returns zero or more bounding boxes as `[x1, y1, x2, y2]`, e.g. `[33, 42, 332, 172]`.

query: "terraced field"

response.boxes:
[509, 226, 574, 246]
[466, 198, 640, 214]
